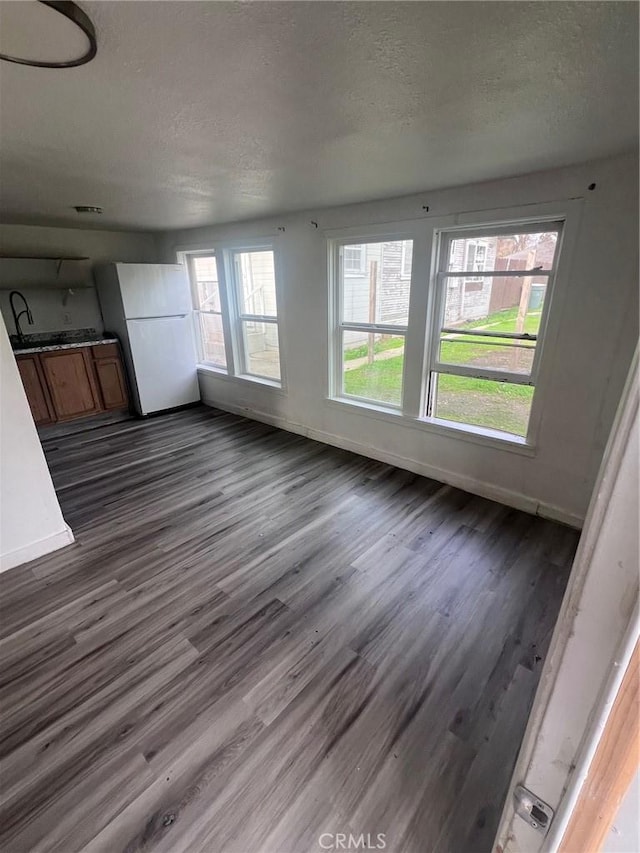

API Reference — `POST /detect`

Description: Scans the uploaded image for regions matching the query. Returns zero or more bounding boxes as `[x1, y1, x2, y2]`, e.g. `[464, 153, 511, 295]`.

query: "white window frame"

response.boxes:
[424, 218, 564, 440]
[185, 251, 229, 369]
[225, 244, 283, 385]
[329, 232, 416, 410]
[327, 202, 580, 452]
[180, 239, 285, 391]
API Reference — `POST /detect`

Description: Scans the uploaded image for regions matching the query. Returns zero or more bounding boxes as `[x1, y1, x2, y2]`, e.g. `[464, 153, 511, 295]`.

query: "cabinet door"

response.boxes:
[94, 357, 129, 410]
[16, 355, 55, 426]
[39, 349, 103, 421]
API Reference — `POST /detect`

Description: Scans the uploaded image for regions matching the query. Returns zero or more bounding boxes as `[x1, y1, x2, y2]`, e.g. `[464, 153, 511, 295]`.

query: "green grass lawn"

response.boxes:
[440, 307, 540, 368]
[344, 335, 404, 361]
[344, 355, 405, 405]
[459, 305, 541, 335]
[342, 306, 539, 435]
[436, 375, 533, 436]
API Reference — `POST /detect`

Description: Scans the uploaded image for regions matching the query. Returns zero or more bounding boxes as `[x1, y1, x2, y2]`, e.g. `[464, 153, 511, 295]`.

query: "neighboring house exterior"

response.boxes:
[343, 240, 412, 328]
[343, 232, 555, 346]
[342, 241, 412, 350]
[444, 233, 556, 326]
[444, 237, 499, 324]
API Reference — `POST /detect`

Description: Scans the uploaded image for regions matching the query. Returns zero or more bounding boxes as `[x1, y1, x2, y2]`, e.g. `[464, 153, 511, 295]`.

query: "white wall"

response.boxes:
[0, 314, 73, 571]
[161, 153, 639, 525]
[0, 285, 106, 336]
[496, 348, 638, 852]
[0, 224, 159, 336]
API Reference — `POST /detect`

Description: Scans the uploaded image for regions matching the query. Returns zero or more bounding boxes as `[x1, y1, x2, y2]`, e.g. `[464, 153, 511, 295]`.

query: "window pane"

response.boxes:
[447, 230, 559, 274]
[438, 335, 535, 375]
[242, 320, 280, 380]
[235, 250, 277, 317]
[342, 331, 404, 406]
[431, 373, 534, 437]
[199, 312, 226, 367]
[342, 240, 412, 326]
[442, 276, 549, 336]
[344, 245, 365, 275]
[192, 255, 222, 312]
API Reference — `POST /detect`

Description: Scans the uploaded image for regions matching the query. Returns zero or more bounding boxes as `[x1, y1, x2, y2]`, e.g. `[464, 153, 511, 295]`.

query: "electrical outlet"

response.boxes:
[63, 312, 72, 325]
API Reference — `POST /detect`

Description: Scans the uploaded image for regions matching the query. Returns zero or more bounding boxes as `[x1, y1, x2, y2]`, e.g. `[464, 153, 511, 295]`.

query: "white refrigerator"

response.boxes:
[95, 263, 200, 415]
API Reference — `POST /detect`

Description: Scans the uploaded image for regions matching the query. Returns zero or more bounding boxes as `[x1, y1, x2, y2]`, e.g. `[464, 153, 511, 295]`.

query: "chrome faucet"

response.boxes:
[9, 291, 34, 340]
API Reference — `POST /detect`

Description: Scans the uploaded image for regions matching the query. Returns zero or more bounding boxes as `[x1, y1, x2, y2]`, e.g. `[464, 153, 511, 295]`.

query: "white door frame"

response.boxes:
[494, 344, 639, 852]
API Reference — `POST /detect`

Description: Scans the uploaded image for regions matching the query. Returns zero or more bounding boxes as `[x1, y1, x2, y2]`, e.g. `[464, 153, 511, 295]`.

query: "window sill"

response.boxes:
[235, 372, 283, 390]
[416, 416, 536, 455]
[326, 396, 536, 456]
[327, 396, 403, 419]
[197, 364, 285, 393]
[197, 363, 228, 376]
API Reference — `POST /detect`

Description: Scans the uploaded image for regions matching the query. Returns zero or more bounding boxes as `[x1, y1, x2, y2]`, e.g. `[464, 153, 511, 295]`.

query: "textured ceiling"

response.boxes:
[0, 1, 638, 231]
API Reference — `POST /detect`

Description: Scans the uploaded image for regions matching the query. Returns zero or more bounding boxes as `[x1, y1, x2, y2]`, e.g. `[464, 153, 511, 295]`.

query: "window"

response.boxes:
[426, 223, 562, 438]
[465, 240, 488, 281]
[343, 244, 366, 276]
[189, 254, 227, 367]
[330, 213, 566, 446]
[334, 239, 413, 407]
[229, 248, 281, 382]
[185, 243, 283, 387]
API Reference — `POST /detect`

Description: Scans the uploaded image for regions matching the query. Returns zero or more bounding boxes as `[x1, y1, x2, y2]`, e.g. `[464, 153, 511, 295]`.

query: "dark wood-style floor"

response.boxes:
[0, 406, 579, 853]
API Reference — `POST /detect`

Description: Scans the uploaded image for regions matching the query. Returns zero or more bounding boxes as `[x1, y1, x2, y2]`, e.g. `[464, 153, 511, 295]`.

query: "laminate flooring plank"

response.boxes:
[0, 637, 199, 822]
[0, 579, 124, 684]
[432, 665, 539, 853]
[0, 405, 579, 853]
[170, 654, 378, 853]
[81, 710, 266, 853]
[0, 608, 200, 754]
[6, 746, 154, 853]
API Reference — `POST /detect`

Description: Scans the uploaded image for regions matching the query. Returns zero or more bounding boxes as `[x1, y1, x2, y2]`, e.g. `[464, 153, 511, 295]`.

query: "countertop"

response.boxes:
[13, 338, 119, 355]
[10, 329, 119, 355]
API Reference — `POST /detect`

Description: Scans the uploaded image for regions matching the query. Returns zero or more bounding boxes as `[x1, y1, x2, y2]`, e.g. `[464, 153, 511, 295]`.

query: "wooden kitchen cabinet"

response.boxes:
[16, 355, 55, 426]
[15, 342, 130, 426]
[92, 345, 129, 410]
[39, 349, 103, 421]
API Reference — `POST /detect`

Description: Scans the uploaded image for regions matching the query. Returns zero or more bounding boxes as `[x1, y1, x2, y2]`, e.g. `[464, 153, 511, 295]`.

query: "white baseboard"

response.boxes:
[203, 397, 584, 529]
[535, 502, 583, 529]
[0, 524, 75, 573]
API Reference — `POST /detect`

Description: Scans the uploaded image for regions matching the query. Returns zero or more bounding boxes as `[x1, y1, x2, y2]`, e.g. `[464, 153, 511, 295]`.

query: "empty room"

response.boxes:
[0, 2, 638, 852]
